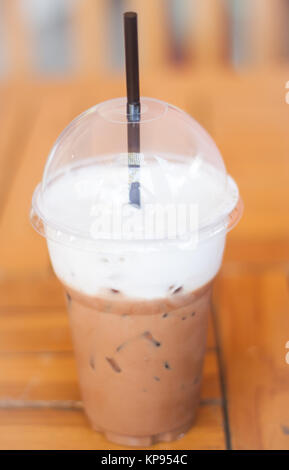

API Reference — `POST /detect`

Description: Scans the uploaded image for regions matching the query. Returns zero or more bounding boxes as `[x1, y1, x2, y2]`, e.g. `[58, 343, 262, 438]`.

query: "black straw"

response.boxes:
[124, 11, 141, 208]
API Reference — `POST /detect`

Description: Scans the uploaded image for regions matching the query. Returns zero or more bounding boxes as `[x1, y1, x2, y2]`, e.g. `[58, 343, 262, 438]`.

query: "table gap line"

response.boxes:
[0, 397, 223, 411]
[210, 306, 232, 450]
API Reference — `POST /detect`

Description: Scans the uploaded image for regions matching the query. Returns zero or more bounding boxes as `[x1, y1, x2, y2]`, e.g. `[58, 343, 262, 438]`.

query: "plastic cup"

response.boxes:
[31, 97, 242, 446]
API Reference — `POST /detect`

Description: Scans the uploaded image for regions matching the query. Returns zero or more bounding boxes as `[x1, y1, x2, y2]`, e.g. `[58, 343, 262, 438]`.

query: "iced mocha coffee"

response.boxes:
[31, 97, 242, 446]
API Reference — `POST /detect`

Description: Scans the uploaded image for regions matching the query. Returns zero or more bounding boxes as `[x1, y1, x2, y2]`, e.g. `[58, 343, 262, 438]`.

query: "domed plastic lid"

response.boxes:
[31, 97, 242, 249]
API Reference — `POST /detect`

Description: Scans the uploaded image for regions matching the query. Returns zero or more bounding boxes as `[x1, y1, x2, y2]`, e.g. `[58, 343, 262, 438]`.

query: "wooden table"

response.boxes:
[0, 67, 289, 450]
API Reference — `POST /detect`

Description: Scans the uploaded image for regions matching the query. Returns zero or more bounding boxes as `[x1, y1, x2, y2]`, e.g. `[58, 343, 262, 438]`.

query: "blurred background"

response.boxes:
[0, 0, 289, 451]
[0, 0, 289, 78]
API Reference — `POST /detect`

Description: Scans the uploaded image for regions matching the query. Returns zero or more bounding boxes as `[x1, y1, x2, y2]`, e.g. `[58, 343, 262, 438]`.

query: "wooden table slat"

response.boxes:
[215, 269, 289, 450]
[0, 405, 226, 450]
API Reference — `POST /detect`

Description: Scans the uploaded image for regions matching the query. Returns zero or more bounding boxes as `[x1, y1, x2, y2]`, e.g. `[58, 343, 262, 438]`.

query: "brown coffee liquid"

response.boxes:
[65, 281, 213, 446]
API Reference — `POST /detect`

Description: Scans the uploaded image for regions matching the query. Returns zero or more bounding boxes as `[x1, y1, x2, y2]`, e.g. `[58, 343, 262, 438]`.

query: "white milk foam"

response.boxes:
[41, 156, 238, 299]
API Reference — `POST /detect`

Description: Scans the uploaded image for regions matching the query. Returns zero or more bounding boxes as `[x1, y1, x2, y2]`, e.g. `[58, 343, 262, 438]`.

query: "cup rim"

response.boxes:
[30, 178, 243, 251]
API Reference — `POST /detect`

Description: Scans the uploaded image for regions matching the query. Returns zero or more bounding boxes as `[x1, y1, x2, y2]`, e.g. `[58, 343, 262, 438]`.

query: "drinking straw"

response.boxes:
[124, 12, 141, 208]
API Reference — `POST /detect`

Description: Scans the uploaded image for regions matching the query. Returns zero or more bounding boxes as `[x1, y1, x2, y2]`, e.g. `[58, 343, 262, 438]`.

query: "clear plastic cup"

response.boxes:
[31, 97, 242, 446]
